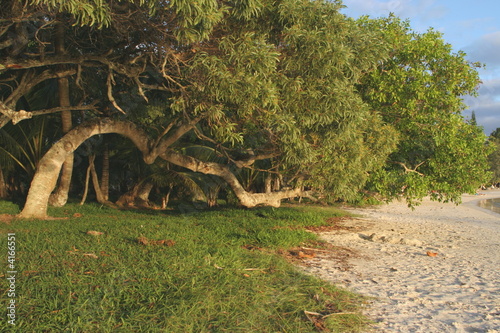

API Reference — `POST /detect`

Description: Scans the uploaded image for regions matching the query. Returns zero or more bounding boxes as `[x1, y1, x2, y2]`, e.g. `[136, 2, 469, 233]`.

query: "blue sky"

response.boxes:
[340, 0, 500, 135]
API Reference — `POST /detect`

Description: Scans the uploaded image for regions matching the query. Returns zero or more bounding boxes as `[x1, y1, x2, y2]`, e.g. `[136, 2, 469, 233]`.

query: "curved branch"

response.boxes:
[160, 149, 303, 208]
[17, 117, 197, 218]
[0, 100, 99, 128]
[4, 68, 76, 107]
[18, 117, 293, 218]
[18, 118, 153, 218]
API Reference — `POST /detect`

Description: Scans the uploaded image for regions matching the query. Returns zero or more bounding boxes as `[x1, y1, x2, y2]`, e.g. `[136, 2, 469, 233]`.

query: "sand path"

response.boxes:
[304, 190, 500, 332]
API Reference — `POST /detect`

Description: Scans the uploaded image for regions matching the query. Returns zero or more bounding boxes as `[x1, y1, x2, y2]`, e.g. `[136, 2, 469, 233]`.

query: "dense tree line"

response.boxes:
[0, 0, 492, 218]
[488, 128, 500, 184]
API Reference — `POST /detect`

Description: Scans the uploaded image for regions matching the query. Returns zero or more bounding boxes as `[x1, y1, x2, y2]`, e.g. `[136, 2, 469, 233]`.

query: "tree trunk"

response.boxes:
[162, 187, 172, 209]
[79, 159, 92, 205]
[264, 174, 272, 194]
[18, 117, 304, 218]
[18, 118, 154, 218]
[89, 154, 114, 207]
[48, 21, 73, 207]
[160, 150, 305, 208]
[0, 167, 7, 199]
[136, 182, 153, 206]
[101, 143, 110, 200]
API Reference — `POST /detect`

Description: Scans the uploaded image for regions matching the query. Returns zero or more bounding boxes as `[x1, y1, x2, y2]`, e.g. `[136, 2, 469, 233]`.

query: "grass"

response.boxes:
[0, 201, 370, 332]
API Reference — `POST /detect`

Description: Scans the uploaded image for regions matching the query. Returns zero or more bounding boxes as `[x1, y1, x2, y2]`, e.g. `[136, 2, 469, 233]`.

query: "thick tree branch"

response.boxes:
[0, 100, 99, 128]
[17, 116, 301, 218]
[233, 152, 279, 169]
[0, 100, 31, 125]
[0, 54, 143, 77]
[4, 68, 76, 107]
[160, 149, 305, 208]
[149, 116, 204, 161]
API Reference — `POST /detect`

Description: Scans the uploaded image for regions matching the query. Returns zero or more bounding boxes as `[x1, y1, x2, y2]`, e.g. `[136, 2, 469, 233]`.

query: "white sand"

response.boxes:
[304, 190, 500, 333]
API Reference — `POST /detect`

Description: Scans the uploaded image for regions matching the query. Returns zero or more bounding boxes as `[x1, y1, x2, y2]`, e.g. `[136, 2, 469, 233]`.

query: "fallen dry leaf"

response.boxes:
[426, 251, 438, 257]
[137, 236, 149, 245]
[86, 230, 103, 236]
[156, 239, 176, 246]
[83, 253, 99, 259]
[137, 236, 175, 246]
[290, 250, 316, 259]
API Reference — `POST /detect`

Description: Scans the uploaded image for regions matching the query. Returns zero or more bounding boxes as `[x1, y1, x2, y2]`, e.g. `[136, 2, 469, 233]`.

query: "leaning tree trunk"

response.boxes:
[160, 150, 305, 208]
[48, 22, 73, 207]
[136, 182, 154, 207]
[89, 154, 115, 207]
[18, 119, 153, 218]
[18, 118, 306, 219]
[79, 158, 92, 205]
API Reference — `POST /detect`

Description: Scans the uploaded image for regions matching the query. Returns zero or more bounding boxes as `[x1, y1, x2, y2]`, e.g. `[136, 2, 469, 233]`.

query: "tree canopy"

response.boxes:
[488, 128, 500, 184]
[0, 0, 492, 218]
[357, 16, 491, 204]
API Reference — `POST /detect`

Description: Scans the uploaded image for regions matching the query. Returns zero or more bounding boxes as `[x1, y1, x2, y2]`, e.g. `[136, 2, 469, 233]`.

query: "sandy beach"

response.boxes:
[304, 190, 500, 333]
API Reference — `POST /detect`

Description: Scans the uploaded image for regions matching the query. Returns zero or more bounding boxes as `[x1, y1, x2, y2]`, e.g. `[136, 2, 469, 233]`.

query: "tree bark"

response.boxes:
[79, 159, 92, 205]
[18, 118, 304, 218]
[264, 174, 272, 194]
[18, 118, 154, 218]
[89, 154, 115, 207]
[160, 150, 304, 208]
[49, 22, 74, 207]
[101, 143, 110, 201]
[162, 187, 172, 209]
[137, 182, 153, 206]
[0, 167, 7, 199]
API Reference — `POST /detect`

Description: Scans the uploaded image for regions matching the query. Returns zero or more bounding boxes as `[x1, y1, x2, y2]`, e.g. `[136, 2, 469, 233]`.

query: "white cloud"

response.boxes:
[464, 78, 500, 134]
[462, 33, 500, 134]
[464, 31, 500, 70]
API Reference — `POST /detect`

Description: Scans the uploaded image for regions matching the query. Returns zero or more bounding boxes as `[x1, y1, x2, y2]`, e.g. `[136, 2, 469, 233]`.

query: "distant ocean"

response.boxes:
[478, 198, 500, 215]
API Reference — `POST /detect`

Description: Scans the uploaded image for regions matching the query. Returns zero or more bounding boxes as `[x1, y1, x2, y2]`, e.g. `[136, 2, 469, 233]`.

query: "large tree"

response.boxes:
[356, 16, 492, 204]
[2, 1, 491, 218]
[2, 0, 399, 218]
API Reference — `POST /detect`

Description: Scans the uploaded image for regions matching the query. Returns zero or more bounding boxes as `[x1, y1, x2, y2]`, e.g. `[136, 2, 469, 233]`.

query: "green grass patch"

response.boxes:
[0, 201, 369, 332]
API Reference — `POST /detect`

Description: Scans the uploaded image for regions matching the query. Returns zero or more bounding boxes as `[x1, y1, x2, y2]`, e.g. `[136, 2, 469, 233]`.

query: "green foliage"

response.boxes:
[29, 0, 113, 28]
[487, 129, 500, 183]
[0, 116, 60, 200]
[2, 0, 493, 209]
[181, 0, 398, 201]
[358, 16, 492, 204]
[0, 201, 367, 332]
[28, 0, 161, 28]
